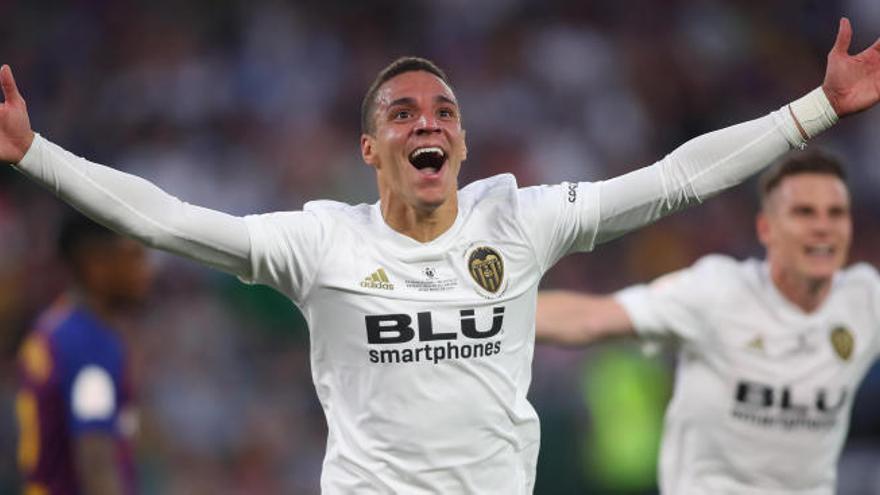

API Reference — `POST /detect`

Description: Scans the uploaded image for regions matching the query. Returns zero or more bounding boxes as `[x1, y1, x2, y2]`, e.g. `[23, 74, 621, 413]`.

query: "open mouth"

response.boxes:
[804, 245, 835, 257]
[409, 146, 447, 173]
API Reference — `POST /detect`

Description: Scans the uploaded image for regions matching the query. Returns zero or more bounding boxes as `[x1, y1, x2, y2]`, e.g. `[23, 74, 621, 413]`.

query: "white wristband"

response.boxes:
[788, 87, 838, 140]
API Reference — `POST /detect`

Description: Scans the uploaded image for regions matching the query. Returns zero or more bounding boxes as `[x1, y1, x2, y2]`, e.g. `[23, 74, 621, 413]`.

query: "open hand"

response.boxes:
[0, 65, 35, 164]
[823, 18, 880, 117]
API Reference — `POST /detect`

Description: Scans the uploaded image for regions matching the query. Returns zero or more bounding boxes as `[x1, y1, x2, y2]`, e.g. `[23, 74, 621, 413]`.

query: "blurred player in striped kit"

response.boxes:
[537, 150, 879, 494]
[16, 214, 154, 495]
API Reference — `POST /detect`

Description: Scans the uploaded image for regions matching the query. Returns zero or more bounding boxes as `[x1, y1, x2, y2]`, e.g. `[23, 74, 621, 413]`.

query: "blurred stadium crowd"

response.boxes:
[3, 0, 880, 493]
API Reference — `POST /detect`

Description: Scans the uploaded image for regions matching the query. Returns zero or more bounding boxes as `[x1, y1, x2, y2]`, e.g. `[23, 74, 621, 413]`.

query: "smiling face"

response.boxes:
[757, 172, 852, 285]
[360, 70, 467, 215]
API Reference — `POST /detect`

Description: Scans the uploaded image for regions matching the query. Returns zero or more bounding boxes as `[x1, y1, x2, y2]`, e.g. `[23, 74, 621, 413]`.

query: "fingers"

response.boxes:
[831, 17, 852, 55]
[0, 65, 8, 102]
[0, 64, 22, 104]
[867, 36, 880, 56]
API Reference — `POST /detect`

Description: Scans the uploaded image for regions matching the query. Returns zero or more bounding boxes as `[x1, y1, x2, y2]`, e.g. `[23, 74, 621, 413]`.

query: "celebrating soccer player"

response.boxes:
[2, 17, 880, 494]
[537, 149, 873, 494]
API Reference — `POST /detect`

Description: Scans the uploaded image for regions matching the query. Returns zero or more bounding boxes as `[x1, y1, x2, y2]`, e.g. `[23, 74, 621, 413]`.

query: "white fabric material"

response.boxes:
[789, 87, 839, 141]
[617, 256, 880, 495]
[589, 106, 804, 245]
[245, 176, 550, 494]
[14, 101, 812, 492]
[71, 365, 116, 421]
[15, 136, 251, 276]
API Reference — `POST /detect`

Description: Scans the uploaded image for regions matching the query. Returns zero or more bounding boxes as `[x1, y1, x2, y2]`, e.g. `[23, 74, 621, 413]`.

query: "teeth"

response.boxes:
[411, 147, 444, 158]
[806, 245, 833, 255]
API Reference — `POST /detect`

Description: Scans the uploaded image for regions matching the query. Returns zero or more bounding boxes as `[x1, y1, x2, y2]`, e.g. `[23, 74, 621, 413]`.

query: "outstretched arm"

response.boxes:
[536, 290, 635, 346]
[590, 18, 880, 245]
[0, 65, 252, 277]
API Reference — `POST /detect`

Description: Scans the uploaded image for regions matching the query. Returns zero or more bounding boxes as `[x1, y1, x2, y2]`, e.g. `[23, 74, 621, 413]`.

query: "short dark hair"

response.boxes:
[57, 212, 120, 266]
[360, 56, 451, 135]
[758, 149, 847, 207]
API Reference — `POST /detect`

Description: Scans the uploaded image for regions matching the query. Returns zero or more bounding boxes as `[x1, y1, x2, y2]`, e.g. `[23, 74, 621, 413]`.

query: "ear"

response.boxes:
[755, 211, 771, 248]
[461, 129, 468, 161]
[361, 134, 379, 168]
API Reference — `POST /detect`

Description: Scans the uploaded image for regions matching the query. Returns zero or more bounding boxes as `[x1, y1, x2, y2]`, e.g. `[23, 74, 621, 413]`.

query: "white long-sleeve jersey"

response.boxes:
[15, 98, 816, 493]
[618, 256, 880, 495]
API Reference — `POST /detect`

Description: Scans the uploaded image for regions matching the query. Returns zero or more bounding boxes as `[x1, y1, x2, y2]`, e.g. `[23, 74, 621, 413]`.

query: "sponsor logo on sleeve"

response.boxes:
[567, 182, 578, 203]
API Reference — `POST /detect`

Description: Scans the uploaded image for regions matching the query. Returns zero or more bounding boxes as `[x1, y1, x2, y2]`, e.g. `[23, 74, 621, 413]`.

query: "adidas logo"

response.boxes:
[360, 268, 394, 290]
[747, 336, 764, 352]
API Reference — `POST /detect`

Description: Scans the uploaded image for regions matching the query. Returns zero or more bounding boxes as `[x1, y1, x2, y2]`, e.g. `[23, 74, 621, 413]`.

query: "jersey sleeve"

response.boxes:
[16, 334, 57, 476]
[15, 135, 252, 278]
[518, 105, 811, 270]
[849, 263, 880, 360]
[18, 333, 56, 389]
[591, 108, 803, 246]
[241, 210, 328, 304]
[516, 181, 602, 271]
[614, 258, 721, 346]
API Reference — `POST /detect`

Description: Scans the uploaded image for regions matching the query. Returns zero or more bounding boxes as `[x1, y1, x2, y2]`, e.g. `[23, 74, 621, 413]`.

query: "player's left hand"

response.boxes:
[822, 17, 880, 117]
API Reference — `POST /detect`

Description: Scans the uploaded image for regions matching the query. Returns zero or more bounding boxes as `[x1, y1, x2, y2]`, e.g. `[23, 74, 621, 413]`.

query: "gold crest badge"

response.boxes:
[830, 326, 854, 361]
[467, 246, 505, 294]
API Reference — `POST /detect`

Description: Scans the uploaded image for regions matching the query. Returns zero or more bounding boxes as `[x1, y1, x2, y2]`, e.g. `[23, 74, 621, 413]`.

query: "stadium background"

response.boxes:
[2, 0, 880, 493]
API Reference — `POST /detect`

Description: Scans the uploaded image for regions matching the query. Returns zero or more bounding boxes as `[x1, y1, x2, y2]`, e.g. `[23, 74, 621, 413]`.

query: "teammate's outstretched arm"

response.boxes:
[536, 291, 635, 346]
[0, 65, 252, 278]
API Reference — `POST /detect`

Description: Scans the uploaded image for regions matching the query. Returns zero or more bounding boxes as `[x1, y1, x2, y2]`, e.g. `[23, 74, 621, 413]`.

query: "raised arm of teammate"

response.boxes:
[536, 291, 635, 346]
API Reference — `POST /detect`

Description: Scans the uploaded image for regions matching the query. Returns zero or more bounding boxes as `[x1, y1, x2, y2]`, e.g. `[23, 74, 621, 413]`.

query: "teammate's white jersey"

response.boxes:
[241, 174, 599, 493]
[617, 255, 880, 495]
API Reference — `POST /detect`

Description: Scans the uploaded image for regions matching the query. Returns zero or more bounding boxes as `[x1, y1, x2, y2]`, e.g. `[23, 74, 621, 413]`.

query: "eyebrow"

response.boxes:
[435, 95, 458, 106]
[387, 95, 459, 109]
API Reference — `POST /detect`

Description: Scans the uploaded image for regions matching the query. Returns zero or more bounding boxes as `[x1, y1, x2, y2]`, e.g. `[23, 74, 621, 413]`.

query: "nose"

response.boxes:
[810, 214, 836, 237]
[414, 114, 441, 134]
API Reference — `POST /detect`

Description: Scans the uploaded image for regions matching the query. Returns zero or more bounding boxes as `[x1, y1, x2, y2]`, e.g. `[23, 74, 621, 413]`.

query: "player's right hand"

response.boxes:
[0, 64, 35, 165]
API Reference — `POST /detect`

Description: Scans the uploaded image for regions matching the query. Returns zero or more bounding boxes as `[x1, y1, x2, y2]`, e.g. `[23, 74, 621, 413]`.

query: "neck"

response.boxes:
[70, 288, 128, 331]
[380, 193, 458, 243]
[769, 264, 833, 313]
